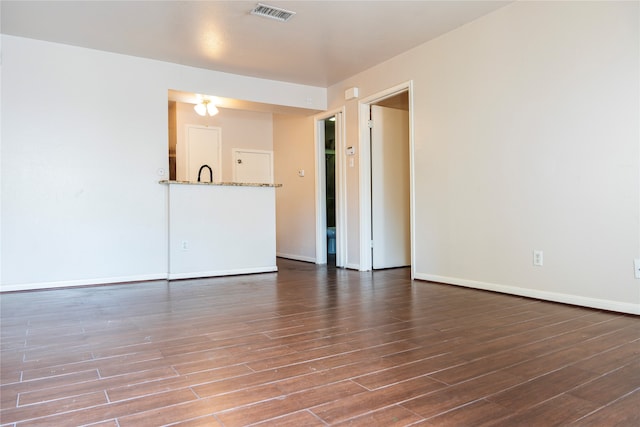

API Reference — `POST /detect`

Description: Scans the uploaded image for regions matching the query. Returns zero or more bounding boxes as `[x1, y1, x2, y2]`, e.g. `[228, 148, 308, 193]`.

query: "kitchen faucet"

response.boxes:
[198, 164, 213, 183]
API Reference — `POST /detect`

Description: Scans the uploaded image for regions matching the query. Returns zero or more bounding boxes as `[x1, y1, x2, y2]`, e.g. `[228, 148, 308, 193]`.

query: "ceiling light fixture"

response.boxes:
[194, 99, 219, 117]
[250, 3, 296, 22]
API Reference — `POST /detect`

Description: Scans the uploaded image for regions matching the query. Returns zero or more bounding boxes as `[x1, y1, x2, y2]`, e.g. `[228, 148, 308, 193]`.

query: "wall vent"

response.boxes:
[250, 3, 296, 22]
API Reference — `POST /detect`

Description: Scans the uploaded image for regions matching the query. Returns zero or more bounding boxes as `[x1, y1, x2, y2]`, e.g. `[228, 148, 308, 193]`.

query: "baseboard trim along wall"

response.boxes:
[168, 266, 278, 280]
[414, 273, 640, 315]
[276, 253, 316, 263]
[5, 268, 634, 315]
[0, 273, 168, 293]
[1, 266, 281, 292]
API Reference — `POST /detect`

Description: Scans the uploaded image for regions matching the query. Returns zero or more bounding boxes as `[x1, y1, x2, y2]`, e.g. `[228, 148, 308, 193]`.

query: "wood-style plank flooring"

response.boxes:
[1, 258, 639, 426]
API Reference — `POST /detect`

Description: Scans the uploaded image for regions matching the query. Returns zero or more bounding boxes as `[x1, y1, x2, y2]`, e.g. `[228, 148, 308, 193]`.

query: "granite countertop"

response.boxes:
[159, 180, 282, 188]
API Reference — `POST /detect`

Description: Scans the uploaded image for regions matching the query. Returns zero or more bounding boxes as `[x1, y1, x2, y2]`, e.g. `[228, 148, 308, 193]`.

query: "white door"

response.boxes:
[233, 149, 273, 184]
[371, 105, 410, 269]
[186, 125, 221, 183]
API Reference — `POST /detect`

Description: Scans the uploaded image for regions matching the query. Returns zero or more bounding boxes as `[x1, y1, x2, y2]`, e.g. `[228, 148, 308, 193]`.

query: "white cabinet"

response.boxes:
[233, 149, 273, 184]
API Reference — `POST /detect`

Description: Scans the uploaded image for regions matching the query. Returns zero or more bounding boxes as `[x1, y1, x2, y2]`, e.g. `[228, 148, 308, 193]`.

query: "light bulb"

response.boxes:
[207, 103, 219, 116]
[194, 103, 207, 116]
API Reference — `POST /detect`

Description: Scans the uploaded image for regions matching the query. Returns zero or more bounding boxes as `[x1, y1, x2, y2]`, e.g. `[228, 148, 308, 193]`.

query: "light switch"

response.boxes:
[298, 169, 305, 177]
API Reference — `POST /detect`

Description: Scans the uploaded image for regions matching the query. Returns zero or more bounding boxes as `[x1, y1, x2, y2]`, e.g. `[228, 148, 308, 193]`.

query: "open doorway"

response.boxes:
[315, 109, 346, 267]
[325, 118, 337, 266]
[358, 82, 414, 276]
[370, 95, 410, 269]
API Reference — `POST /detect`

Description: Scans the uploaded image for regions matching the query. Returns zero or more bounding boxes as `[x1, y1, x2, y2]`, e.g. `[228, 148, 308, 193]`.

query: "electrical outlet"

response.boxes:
[533, 250, 543, 266]
[634, 259, 640, 279]
[181, 240, 189, 251]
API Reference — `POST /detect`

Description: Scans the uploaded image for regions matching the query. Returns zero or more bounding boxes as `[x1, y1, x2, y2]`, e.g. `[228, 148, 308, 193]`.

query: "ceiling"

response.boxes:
[2, 1, 511, 88]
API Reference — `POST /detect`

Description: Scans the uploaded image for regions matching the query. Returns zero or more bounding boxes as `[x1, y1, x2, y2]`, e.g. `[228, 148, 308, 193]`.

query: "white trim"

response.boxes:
[414, 273, 640, 315]
[335, 109, 347, 268]
[276, 253, 317, 263]
[345, 263, 361, 271]
[314, 108, 346, 267]
[407, 85, 416, 280]
[358, 81, 415, 276]
[168, 266, 277, 280]
[314, 118, 327, 265]
[0, 274, 168, 293]
[358, 102, 372, 271]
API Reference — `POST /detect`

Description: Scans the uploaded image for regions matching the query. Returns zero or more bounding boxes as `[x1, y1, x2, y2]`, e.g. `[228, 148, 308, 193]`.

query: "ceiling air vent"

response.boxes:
[250, 3, 296, 22]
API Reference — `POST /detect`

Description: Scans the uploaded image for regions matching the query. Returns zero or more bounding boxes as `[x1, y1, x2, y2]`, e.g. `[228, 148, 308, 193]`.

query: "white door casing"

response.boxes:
[371, 105, 410, 269]
[314, 109, 346, 267]
[358, 81, 415, 276]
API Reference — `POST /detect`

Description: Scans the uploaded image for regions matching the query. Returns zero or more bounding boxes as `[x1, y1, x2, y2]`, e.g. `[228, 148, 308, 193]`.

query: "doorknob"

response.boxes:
[237, 159, 242, 164]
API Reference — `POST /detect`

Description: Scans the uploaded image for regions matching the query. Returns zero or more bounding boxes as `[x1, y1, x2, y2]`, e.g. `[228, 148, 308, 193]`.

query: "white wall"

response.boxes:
[0, 35, 325, 290]
[328, 1, 639, 313]
[3, 2, 638, 314]
[273, 113, 317, 262]
[168, 184, 277, 278]
[175, 102, 273, 182]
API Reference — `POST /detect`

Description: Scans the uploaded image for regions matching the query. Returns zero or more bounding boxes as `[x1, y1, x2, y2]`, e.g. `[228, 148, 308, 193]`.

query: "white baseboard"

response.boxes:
[414, 273, 640, 315]
[0, 273, 168, 293]
[276, 253, 316, 263]
[168, 266, 278, 280]
[345, 263, 361, 271]
[1, 266, 281, 292]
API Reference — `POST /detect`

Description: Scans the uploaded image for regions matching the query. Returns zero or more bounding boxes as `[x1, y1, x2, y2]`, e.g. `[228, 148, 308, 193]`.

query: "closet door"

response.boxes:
[185, 125, 221, 182]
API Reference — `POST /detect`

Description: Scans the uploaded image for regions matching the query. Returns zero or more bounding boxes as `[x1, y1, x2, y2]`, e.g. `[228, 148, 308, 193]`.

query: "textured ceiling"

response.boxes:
[2, 1, 511, 87]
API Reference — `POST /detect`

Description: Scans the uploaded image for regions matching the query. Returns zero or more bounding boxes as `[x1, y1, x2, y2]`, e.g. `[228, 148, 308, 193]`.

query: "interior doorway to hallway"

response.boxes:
[324, 118, 337, 266]
[315, 109, 346, 268]
[370, 96, 410, 269]
[359, 82, 414, 276]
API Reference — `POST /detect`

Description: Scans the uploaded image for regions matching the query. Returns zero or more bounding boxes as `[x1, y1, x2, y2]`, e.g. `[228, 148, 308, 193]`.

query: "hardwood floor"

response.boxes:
[1, 258, 638, 426]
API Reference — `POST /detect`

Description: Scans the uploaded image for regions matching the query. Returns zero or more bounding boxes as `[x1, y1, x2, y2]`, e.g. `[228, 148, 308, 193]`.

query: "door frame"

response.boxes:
[358, 81, 415, 278]
[314, 107, 346, 267]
